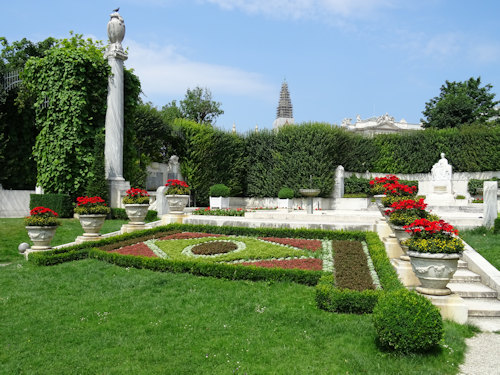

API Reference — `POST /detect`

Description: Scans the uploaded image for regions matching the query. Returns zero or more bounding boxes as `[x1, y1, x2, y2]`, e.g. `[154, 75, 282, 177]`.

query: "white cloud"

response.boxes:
[204, 0, 394, 20]
[125, 40, 275, 101]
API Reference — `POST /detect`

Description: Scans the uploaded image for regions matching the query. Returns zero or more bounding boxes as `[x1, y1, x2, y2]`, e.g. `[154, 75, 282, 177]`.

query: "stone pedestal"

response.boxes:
[376, 218, 392, 241]
[162, 213, 188, 225]
[391, 258, 421, 287]
[483, 181, 498, 228]
[108, 179, 131, 209]
[422, 294, 468, 324]
[75, 235, 103, 244]
[121, 223, 152, 234]
[383, 234, 404, 259]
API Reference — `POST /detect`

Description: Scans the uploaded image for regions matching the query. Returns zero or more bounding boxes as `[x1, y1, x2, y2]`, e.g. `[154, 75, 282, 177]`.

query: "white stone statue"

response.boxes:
[431, 153, 452, 181]
[356, 114, 362, 123]
[377, 113, 395, 124]
[341, 118, 352, 127]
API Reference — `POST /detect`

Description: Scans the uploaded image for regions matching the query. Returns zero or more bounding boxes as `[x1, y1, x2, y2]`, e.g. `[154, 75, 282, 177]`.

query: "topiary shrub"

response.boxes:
[209, 184, 230, 197]
[278, 187, 294, 199]
[372, 289, 443, 354]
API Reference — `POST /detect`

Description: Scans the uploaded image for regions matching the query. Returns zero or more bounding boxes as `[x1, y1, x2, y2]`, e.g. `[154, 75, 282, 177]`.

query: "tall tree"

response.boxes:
[421, 77, 500, 129]
[179, 87, 223, 125]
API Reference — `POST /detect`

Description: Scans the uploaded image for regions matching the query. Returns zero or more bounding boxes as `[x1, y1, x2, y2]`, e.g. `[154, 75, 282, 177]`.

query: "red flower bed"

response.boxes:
[258, 237, 322, 251]
[109, 243, 157, 257]
[240, 258, 322, 271]
[159, 232, 223, 240]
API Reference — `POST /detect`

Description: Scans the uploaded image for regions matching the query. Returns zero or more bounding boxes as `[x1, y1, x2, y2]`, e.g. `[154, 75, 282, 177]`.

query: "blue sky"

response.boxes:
[2, 0, 500, 132]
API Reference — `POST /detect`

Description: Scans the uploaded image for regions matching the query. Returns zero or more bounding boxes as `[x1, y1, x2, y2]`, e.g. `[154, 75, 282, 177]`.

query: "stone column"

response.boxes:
[104, 11, 130, 207]
[483, 181, 498, 229]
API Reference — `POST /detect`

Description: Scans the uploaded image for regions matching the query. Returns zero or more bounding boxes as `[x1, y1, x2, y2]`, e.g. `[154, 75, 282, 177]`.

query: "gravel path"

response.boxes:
[459, 333, 500, 375]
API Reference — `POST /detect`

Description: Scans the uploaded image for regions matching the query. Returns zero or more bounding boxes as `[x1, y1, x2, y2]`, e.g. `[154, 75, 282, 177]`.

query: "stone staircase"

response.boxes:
[448, 260, 500, 330]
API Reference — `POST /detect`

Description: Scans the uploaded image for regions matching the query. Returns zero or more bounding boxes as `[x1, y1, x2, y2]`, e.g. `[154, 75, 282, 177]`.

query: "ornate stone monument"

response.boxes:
[426, 153, 455, 206]
[104, 10, 131, 207]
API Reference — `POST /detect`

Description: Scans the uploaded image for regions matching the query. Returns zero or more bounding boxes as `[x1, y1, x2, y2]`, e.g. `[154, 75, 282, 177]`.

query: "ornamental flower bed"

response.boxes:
[123, 188, 150, 204]
[24, 206, 60, 226]
[258, 237, 322, 251]
[240, 258, 323, 271]
[403, 218, 464, 254]
[333, 240, 376, 291]
[110, 243, 157, 257]
[192, 208, 245, 216]
[74, 196, 111, 215]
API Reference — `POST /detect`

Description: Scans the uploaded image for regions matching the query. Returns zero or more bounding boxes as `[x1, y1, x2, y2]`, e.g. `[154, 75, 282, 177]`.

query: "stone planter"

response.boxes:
[391, 225, 411, 242]
[209, 196, 230, 209]
[374, 194, 386, 205]
[124, 204, 149, 224]
[78, 214, 106, 237]
[277, 198, 293, 211]
[26, 226, 57, 250]
[166, 195, 189, 214]
[408, 251, 460, 296]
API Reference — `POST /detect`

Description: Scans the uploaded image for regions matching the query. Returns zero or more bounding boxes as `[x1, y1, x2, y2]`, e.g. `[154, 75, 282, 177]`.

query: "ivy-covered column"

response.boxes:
[104, 10, 130, 207]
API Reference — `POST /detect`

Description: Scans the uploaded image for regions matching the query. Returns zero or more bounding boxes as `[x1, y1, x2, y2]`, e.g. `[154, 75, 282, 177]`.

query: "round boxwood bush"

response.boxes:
[278, 187, 294, 199]
[209, 184, 230, 197]
[372, 289, 443, 354]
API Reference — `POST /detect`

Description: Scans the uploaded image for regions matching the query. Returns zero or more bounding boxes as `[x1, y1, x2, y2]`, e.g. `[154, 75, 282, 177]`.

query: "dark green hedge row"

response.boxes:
[29, 194, 73, 218]
[315, 232, 403, 314]
[174, 121, 499, 201]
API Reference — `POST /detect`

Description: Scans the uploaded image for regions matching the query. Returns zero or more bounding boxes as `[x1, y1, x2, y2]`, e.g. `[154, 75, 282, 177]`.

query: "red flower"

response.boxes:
[29, 206, 58, 217]
[125, 188, 149, 198]
[76, 196, 107, 206]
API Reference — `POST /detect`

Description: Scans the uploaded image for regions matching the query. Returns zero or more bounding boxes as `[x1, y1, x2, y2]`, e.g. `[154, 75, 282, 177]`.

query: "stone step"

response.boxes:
[449, 268, 482, 283]
[448, 282, 498, 298]
[462, 298, 500, 317]
[458, 259, 468, 268]
[467, 317, 500, 332]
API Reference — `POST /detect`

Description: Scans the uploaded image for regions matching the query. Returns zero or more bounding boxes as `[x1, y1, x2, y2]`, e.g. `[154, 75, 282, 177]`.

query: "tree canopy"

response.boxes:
[179, 87, 224, 125]
[421, 77, 500, 129]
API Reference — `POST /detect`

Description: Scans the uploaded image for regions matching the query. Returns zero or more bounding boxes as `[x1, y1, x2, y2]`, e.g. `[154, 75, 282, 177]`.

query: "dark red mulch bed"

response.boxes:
[258, 237, 322, 251]
[159, 232, 223, 240]
[240, 258, 322, 271]
[109, 243, 157, 257]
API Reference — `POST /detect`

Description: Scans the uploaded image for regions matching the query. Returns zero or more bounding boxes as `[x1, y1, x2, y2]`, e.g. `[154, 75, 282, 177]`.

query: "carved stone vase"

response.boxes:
[166, 195, 189, 214]
[26, 226, 57, 250]
[78, 214, 106, 238]
[124, 204, 149, 224]
[408, 251, 460, 296]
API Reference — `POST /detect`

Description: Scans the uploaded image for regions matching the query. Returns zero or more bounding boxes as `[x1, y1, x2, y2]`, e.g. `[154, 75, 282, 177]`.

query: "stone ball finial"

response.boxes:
[18, 242, 30, 254]
[107, 11, 125, 45]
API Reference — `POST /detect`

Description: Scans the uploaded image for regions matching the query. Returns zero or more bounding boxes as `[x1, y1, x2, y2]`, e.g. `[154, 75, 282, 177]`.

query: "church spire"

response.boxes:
[273, 80, 295, 129]
[276, 80, 293, 119]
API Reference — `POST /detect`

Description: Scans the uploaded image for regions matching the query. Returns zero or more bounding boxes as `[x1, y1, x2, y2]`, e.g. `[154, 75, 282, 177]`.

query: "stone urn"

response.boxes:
[391, 225, 411, 242]
[408, 251, 460, 296]
[166, 195, 190, 214]
[124, 204, 149, 224]
[78, 214, 106, 238]
[25, 226, 57, 250]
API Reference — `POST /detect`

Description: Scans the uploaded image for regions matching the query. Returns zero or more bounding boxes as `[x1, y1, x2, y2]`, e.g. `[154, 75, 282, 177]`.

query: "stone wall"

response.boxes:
[0, 187, 34, 218]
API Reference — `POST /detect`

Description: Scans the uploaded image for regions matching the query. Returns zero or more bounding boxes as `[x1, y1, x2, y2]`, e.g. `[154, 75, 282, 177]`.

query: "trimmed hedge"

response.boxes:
[373, 289, 443, 353]
[29, 193, 73, 218]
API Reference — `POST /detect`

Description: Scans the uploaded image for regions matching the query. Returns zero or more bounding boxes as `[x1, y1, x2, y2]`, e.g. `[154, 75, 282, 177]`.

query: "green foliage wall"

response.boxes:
[170, 123, 500, 200]
[22, 35, 110, 198]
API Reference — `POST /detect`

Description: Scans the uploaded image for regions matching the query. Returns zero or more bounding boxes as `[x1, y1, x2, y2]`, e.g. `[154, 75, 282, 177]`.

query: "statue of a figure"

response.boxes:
[431, 153, 452, 180]
[341, 118, 352, 127]
[356, 114, 362, 123]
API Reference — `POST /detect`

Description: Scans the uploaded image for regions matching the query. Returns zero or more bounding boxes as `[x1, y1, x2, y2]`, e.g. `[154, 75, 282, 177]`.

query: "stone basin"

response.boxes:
[299, 189, 320, 197]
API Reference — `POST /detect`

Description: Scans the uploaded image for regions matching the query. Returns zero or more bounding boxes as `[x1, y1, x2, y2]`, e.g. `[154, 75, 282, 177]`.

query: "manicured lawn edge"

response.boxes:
[315, 232, 404, 314]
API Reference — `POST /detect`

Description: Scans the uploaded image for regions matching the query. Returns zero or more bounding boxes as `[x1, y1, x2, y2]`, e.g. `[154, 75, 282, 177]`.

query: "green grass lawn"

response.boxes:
[0, 218, 127, 263]
[0, 259, 475, 374]
[0, 218, 478, 374]
[461, 228, 500, 270]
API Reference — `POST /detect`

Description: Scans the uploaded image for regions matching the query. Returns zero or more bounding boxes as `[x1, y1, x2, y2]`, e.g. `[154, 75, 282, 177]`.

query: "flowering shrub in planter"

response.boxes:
[123, 188, 150, 204]
[74, 196, 111, 215]
[369, 175, 398, 195]
[165, 179, 190, 195]
[403, 219, 464, 254]
[24, 206, 60, 226]
[384, 199, 430, 227]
